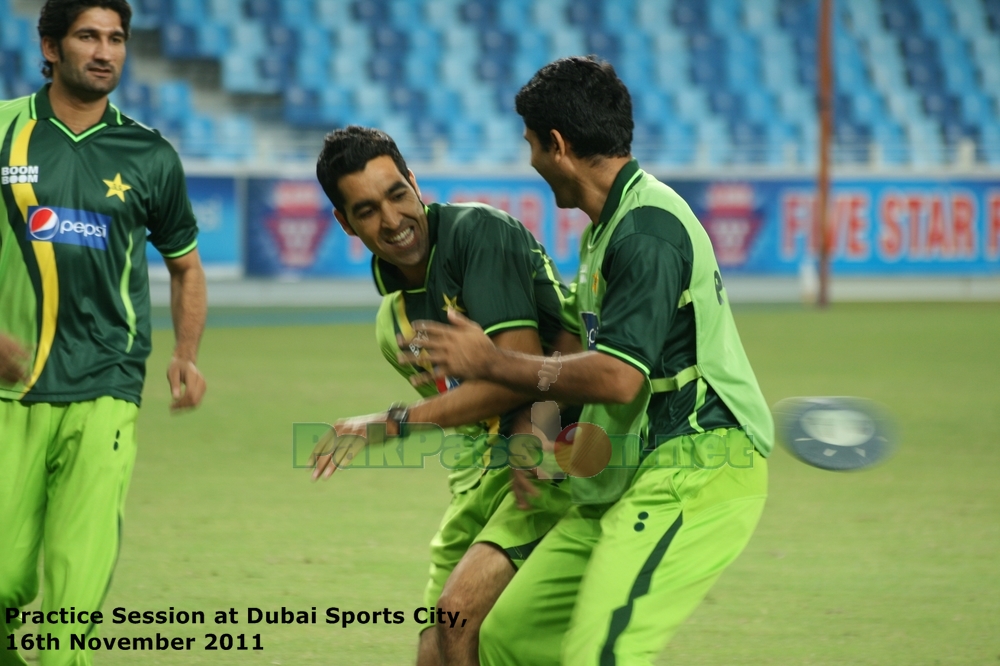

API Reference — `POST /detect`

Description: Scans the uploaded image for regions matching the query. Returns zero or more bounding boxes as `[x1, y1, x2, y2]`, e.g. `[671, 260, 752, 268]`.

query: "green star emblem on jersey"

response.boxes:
[442, 293, 465, 313]
[103, 172, 131, 202]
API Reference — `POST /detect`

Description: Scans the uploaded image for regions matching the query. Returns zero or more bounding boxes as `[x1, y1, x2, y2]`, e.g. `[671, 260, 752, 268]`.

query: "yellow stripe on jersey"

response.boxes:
[10, 118, 58, 396]
[392, 292, 435, 375]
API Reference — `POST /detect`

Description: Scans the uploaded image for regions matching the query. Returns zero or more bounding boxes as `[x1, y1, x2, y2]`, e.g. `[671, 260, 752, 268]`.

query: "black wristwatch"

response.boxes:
[386, 402, 410, 436]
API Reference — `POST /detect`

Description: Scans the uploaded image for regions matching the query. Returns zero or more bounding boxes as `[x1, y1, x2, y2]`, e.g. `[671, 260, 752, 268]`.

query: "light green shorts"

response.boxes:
[0, 397, 139, 666]
[423, 468, 572, 610]
[478, 428, 768, 666]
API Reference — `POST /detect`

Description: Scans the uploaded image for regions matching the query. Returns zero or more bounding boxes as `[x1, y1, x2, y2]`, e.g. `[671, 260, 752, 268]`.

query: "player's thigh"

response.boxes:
[479, 505, 602, 666]
[473, 476, 572, 569]
[42, 398, 139, 608]
[563, 440, 768, 666]
[0, 400, 53, 606]
[424, 469, 508, 608]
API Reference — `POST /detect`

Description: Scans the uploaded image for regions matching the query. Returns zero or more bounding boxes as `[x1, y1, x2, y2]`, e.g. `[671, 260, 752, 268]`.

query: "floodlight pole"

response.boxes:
[816, 0, 833, 308]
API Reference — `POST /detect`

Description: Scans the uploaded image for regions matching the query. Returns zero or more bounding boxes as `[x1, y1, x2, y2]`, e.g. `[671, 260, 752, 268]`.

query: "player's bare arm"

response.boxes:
[164, 248, 207, 412]
[403, 309, 644, 405]
[312, 326, 545, 480]
[0, 333, 31, 385]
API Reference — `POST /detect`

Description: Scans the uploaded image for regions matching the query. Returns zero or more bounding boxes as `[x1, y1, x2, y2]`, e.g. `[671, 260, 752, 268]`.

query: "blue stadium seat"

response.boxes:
[281, 0, 314, 25]
[334, 25, 373, 59]
[230, 22, 267, 56]
[405, 53, 441, 88]
[696, 118, 732, 166]
[193, 22, 229, 58]
[631, 120, 663, 164]
[319, 84, 355, 124]
[425, 88, 461, 124]
[180, 115, 215, 158]
[213, 115, 255, 161]
[634, 89, 674, 126]
[389, 86, 426, 122]
[709, 90, 744, 124]
[353, 84, 390, 126]
[258, 55, 291, 92]
[604, 0, 637, 34]
[245, 0, 280, 21]
[315, 0, 353, 27]
[162, 23, 199, 58]
[447, 119, 483, 164]
[205, 0, 240, 22]
[282, 85, 322, 126]
[370, 52, 406, 83]
[549, 28, 586, 59]
[477, 52, 512, 84]
[460, 0, 496, 26]
[222, 52, 263, 92]
[586, 29, 621, 61]
[730, 120, 767, 164]
[352, 0, 389, 25]
[172, 0, 204, 23]
[673, 0, 708, 31]
[566, 0, 602, 28]
[498, 0, 532, 31]
[156, 81, 193, 123]
[659, 122, 698, 166]
[390, 0, 425, 28]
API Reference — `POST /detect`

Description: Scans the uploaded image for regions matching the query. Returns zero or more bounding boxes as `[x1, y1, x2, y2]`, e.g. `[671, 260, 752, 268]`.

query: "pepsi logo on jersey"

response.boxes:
[26, 206, 111, 250]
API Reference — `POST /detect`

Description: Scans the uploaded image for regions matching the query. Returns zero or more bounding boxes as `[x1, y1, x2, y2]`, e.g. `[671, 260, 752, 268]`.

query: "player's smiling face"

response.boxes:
[43, 8, 127, 101]
[334, 155, 430, 284]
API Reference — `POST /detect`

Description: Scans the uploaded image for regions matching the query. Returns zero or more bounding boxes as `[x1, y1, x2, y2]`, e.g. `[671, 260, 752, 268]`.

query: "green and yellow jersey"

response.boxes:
[374, 202, 574, 493]
[0, 85, 198, 405]
[570, 160, 773, 504]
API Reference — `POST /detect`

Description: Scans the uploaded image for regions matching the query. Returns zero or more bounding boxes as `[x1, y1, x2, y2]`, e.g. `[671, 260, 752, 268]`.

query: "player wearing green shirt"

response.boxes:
[404, 57, 773, 665]
[0, 2, 207, 665]
[312, 126, 577, 666]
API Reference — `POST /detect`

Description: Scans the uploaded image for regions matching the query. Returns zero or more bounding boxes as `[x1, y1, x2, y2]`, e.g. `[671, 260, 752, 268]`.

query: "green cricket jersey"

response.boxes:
[570, 160, 773, 503]
[373, 202, 574, 493]
[0, 86, 198, 405]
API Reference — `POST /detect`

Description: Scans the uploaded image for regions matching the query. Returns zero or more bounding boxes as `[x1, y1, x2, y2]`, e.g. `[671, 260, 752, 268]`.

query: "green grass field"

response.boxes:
[12, 303, 1000, 665]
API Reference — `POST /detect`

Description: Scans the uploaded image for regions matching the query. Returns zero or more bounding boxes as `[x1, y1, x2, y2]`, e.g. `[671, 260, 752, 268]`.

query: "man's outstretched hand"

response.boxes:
[398, 309, 500, 387]
[310, 413, 383, 481]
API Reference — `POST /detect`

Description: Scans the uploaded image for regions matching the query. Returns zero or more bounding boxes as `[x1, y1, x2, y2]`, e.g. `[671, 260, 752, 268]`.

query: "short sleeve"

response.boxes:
[146, 146, 198, 258]
[459, 209, 539, 336]
[595, 214, 690, 375]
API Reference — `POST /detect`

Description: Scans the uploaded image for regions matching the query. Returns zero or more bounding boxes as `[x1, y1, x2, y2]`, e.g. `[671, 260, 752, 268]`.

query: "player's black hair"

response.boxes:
[38, 0, 132, 78]
[515, 55, 633, 159]
[316, 125, 411, 215]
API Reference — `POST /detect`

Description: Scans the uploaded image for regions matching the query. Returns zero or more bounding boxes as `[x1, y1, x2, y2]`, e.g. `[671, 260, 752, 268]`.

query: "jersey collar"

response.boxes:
[371, 203, 440, 295]
[596, 158, 642, 229]
[31, 84, 123, 142]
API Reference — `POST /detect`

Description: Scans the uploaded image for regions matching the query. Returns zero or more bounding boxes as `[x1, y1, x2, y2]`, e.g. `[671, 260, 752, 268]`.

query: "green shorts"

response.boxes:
[0, 397, 139, 666]
[423, 468, 572, 611]
[478, 428, 768, 666]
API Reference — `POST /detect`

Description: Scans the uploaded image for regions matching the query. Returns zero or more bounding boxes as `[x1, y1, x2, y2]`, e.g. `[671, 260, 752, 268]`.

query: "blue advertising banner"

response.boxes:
[244, 176, 591, 280]
[243, 175, 1000, 278]
[147, 176, 240, 269]
[669, 178, 1000, 275]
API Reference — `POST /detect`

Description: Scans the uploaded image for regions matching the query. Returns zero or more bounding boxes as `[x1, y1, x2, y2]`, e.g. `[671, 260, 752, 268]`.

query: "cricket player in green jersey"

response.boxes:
[403, 57, 774, 666]
[312, 126, 578, 666]
[0, 2, 207, 664]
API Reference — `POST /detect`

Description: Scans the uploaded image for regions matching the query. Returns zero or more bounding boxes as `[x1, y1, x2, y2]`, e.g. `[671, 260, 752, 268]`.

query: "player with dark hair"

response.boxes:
[0, 1, 206, 664]
[314, 125, 578, 666]
[403, 56, 774, 665]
